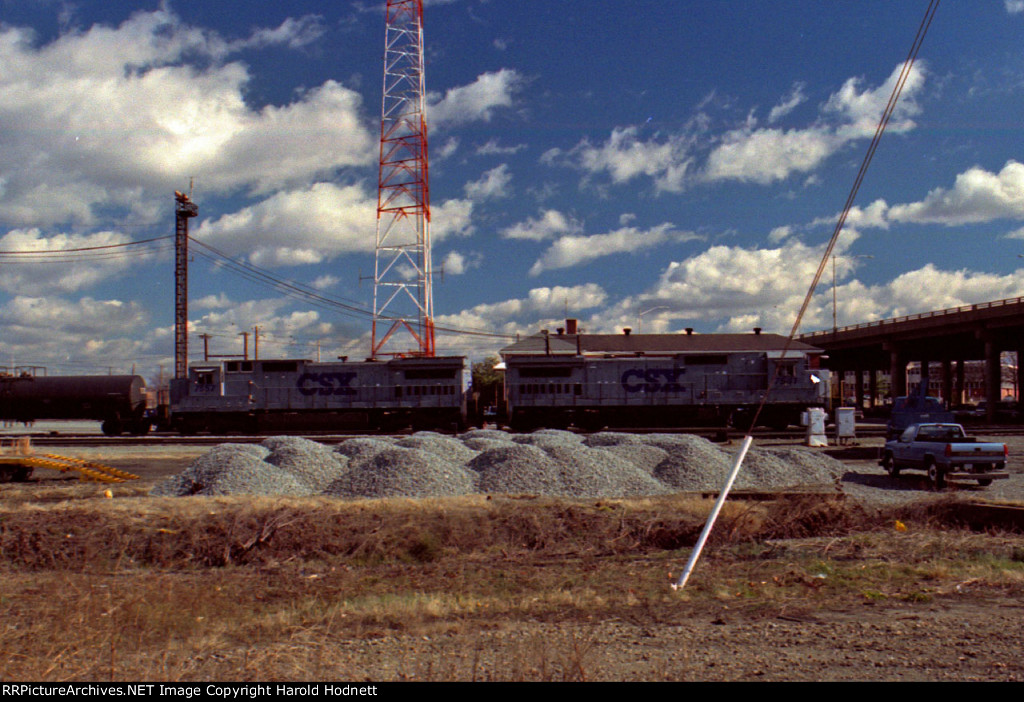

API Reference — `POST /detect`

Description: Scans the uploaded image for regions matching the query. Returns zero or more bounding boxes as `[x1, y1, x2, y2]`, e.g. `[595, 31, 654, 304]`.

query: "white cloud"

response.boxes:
[0, 228, 147, 294]
[476, 139, 527, 156]
[427, 68, 526, 128]
[703, 126, 839, 185]
[502, 210, 582, 241]
[440, 250, 482, 275]
[431, 198, 475, 240]
[436, 137, 460, 160]
[887, 161, 1024, 225]
[435, 283, 607, 336]
[0, 295, 150, 370]
[197, 183, 477, 268]
[464, 164, 512, 201]
[0, 10, 375, 226]
[232, 15, 326, 50]
[768, 82, 807, 123]
[824, 62, 926, 138]
[565, 126, 696, 193]
[195, 182, 378, 265]
[558, 63, 928, 192]
[880, 264, 1024, 316]
[311, 275, 340, 290]
[1006, 1, 1024, 14]
[529, 223, 701, 276]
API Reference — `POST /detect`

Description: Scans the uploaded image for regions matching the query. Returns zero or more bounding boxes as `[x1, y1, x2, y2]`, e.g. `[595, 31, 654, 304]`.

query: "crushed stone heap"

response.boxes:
[152, 430, 846, 499]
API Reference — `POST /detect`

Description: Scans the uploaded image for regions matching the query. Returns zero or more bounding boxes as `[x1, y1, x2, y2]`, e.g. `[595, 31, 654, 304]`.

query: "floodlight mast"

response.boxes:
[174, 190, 198, 379]
[372, 0, 434, 359]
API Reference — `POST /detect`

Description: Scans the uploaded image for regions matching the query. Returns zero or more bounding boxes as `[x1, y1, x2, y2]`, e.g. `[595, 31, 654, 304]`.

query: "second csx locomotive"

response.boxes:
[499, 326, 829, 431]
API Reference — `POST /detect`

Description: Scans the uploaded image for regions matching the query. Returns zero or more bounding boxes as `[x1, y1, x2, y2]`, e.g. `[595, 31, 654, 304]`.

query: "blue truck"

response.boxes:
[880, 423, 1009, 488]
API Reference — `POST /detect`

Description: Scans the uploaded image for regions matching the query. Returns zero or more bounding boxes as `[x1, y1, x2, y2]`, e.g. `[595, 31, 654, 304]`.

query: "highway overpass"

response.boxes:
[798, 296, 1024, 421]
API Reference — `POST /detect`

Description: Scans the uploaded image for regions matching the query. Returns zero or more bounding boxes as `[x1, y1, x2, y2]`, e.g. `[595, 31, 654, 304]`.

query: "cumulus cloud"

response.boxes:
[0, 10, 375, 227]
[502, 210, 582, 241]
[431, 197, 475, 240]
[476, 139, 527, 156]
[887, 161, 1024, 225]
[464, 164, 512, 201]
[824, 63, 926, 138]
[195, 183, 378, 265]
[555, 63, 928, 192]
[0, 228, 151, 294]
[703, 126, 839, 185]
[556, 126, 696, 193]
[0, 295, 150, 370]
[440, 250, 482, 275]
[194, 181, 476, 268]
[427, 68, 526, 128]
[188, 296, 335, 359]
[435, 283, 607, 336]
[768, 82, 807, 123]
[528, 223, 701, 276]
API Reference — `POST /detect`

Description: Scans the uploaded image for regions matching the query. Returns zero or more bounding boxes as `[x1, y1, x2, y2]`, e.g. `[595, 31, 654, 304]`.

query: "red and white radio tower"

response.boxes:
[372, 0, 434, 358]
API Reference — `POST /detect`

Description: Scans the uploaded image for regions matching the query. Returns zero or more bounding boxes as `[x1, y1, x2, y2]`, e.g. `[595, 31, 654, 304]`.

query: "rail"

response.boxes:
[800, 295, 1024, 340]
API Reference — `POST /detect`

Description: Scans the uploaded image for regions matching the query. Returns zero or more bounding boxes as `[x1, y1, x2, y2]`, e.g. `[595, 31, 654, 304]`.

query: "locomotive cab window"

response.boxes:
[194, 371, 216, 385]
[776, 361, 797, 377]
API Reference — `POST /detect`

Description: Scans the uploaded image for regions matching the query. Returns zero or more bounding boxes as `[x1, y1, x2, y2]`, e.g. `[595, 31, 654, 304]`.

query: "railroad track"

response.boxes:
[12, 424, 1024, 448]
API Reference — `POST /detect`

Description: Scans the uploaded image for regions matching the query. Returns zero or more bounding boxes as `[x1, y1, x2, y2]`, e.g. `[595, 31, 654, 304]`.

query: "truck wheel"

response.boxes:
[926, 460, 946, 489]
[881, 452, 899, 478]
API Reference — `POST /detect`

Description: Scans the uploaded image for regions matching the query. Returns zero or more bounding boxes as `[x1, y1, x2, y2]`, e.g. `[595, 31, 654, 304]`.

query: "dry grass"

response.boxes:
[0, 486, 1022, 680]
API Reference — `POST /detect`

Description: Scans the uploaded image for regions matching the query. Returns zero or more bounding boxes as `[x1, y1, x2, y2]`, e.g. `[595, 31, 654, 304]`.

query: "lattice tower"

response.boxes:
[372, 0, 434, 358]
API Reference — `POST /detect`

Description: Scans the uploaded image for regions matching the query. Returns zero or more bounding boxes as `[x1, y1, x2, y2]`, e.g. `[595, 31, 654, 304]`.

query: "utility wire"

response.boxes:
[0, 235, 171, 255]
[188, 236, 516, 340]
[675, 0, 941, 591]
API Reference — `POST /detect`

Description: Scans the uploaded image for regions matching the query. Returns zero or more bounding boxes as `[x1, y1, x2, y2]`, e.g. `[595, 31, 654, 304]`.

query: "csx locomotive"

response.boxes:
[499, 326, 829, 431]
[168, 355, 468, 433]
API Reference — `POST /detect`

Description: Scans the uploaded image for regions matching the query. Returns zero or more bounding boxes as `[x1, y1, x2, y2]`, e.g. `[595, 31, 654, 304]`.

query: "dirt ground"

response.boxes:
[8, 431, 1024, 682]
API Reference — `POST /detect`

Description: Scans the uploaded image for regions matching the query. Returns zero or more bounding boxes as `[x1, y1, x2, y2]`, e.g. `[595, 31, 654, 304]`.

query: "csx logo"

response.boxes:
[621, 368, 684, 393]
[297, 372, 357, 396]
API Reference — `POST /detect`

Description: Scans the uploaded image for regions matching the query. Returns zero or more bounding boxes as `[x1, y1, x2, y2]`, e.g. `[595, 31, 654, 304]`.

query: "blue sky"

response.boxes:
[2, 0, 1024, 380]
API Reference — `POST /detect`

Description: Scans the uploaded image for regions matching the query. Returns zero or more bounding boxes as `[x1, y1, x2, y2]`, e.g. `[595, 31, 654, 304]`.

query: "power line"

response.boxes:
[0, 235, 171, 255]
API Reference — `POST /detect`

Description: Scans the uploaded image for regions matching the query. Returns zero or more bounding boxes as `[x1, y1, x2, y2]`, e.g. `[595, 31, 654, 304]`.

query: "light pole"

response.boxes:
[638, 306, 668, 333]
[833, 254, 873, 332]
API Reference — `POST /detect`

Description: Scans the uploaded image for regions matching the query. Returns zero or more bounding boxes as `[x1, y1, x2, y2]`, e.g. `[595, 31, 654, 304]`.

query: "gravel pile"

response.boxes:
[152, 430, 848, 500]
[325, 446, 476, 499]
[150, 443, 308, 497]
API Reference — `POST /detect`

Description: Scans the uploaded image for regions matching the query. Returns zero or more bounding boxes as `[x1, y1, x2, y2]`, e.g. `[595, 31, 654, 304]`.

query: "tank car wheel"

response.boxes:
[977, 478, 993, 487]
[101, 419, 123, 436]
[926, 459, 946, 489]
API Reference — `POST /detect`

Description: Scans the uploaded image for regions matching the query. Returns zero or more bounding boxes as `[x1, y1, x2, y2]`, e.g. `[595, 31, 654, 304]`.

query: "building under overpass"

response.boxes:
[798, 296, 1023, 421]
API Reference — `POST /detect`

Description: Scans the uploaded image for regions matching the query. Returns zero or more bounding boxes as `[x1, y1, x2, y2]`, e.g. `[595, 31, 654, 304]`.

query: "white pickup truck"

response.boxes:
[879, 423, 1009, 488]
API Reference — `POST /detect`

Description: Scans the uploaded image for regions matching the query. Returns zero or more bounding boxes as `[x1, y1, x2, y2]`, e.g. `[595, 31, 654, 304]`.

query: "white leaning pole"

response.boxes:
[672, 435, 754, 591]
